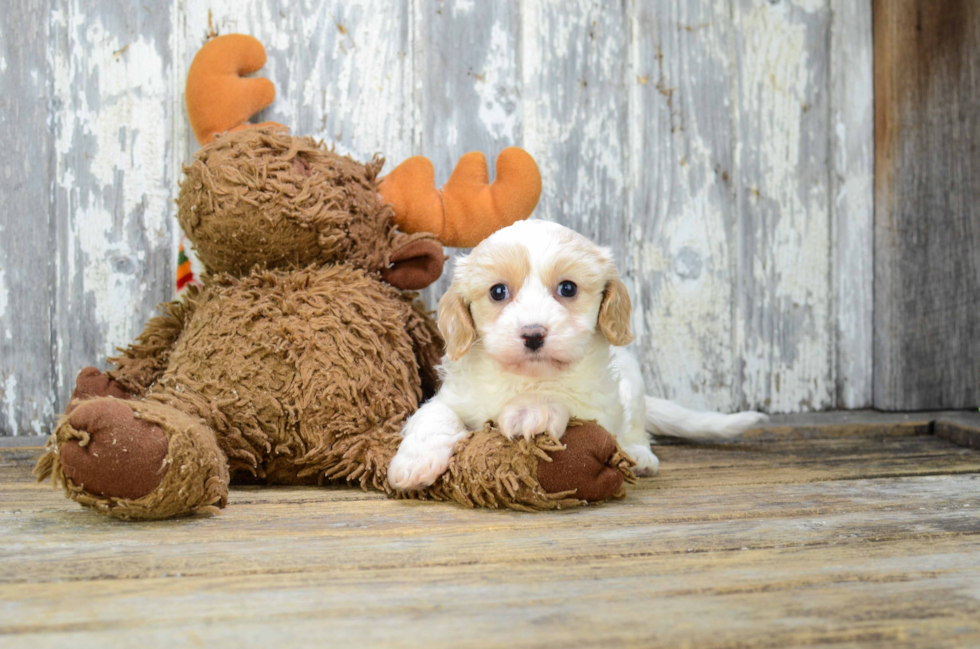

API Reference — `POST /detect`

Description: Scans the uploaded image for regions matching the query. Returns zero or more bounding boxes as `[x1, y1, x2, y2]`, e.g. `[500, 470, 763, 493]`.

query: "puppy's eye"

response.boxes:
[557, 280, 578, 298]
[489, 284, 510, 301]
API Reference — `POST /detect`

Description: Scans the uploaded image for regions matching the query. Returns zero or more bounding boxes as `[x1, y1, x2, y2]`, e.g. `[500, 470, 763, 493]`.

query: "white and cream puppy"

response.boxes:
[388, 219, 767, 490]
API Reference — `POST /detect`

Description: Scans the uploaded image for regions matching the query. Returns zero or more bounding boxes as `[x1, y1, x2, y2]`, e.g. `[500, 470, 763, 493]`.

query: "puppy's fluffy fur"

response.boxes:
[389, 220, 766, 490]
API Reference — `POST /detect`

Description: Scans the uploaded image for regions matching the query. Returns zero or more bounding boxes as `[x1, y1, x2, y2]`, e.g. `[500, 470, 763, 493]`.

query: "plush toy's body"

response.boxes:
[137, 264, 435, 484]
[43, 264, 436, 518]
[34, 35, 633, 520]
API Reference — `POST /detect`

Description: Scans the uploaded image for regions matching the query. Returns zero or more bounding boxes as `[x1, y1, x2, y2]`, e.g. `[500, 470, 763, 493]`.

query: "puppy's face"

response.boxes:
[438, 220, 633, 377]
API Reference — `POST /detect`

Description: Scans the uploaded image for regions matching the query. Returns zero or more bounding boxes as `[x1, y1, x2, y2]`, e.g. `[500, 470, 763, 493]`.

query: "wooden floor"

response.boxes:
[2, 412, 980, 648]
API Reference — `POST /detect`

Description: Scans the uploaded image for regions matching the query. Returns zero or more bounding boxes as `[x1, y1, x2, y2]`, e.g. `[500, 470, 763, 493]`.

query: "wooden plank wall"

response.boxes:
[0, 0, 875, 437]
[1, 0, 179, 437]
[873, 0, 980, 410]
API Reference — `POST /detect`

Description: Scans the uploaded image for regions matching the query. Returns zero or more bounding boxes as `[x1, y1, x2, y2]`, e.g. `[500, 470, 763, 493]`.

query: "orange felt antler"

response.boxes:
[379, 148, 542, 249]
[186, 34, 283, 145]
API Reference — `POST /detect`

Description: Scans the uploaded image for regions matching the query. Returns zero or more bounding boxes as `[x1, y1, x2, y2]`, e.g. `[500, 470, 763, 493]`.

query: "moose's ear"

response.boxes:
[381, 239, 445, 290]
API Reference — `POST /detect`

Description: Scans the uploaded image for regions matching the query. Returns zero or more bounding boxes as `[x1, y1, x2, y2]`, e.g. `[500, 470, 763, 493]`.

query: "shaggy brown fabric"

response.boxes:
[108, 295, 198, 396]
[406, 296, 444, 402]
[36, 398, 230, 520]
[35, 126, 632, 520]
[177, 127, 400, 278]
[415, 420, 636, 511]
[146, 264, 429, 483]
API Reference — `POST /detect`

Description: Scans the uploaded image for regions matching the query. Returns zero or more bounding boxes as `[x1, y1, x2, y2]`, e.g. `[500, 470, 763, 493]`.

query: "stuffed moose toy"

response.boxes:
[35, 34, 634, 520]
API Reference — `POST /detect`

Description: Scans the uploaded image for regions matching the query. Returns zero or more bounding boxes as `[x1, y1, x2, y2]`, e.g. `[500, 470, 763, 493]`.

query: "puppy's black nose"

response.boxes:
[521, 325, 547, 351]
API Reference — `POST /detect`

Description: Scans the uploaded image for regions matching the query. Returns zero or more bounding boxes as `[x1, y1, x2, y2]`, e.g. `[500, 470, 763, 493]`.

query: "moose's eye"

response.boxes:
[489, 284, 510, 302]
[558, 280, 578, 298]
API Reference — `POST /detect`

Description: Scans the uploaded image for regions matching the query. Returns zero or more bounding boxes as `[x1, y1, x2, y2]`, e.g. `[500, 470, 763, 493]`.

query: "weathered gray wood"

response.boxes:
[745, 409, 934, 440]
[0, 1, 885, 436]
[414, 1, 521, 176]
[3, 430, 980, 646]
[0, 0, 56, 436]
[629, 1, 739, 412]
[733, 0, 834, 413]
[413, 0, 523, 308]
[627, 0, 873, 414]
[0, 0, 177, 436]
[934, 411, 980, 450]
[831, 0, 874, 409]
[178, 0, 413, 164]
[47, 0, 178, 430]
[521, 1, 628, 246]
[873, 0, 980, 410]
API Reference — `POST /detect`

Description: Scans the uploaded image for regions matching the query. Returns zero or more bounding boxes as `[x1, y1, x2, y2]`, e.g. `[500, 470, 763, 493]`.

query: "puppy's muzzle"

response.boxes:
[521, 325, 547, 351]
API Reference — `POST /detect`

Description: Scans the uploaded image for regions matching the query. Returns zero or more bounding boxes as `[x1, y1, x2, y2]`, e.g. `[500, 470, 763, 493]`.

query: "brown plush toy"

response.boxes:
[34, 34, 634, 520]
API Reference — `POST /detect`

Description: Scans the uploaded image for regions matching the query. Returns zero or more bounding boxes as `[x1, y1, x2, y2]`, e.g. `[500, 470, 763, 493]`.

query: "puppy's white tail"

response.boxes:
[644, 397, 768, 441]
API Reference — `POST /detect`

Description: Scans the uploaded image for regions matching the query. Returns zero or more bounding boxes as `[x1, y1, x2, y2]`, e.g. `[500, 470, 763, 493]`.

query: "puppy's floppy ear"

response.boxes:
[598, 277, 634, 346]
[438, 285, 477, 360]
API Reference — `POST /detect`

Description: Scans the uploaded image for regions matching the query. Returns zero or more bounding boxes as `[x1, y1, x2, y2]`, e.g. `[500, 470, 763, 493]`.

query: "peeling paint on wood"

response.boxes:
[0, 0, 57, 436]
[415, 0, 523, 304]
[1, 0, 177, 436]
[50, 1, 177, 398]
[0, 0, 875, 436]
[629, 1, 739, 412]
[831, 0, 874, 410]
[733, 0, 836, 413]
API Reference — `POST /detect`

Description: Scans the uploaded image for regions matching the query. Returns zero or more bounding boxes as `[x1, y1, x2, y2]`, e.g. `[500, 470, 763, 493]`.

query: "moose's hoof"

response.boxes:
[59, 399, 169, 500]
[537, 422, 626, 501]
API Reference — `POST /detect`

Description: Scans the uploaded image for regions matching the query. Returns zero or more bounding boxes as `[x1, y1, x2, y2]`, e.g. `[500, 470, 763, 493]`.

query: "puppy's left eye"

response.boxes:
[558, 280, 577, 298]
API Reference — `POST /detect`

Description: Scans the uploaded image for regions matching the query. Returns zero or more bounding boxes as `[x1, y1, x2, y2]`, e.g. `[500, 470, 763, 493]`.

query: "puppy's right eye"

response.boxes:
[489, 284, 509, 301]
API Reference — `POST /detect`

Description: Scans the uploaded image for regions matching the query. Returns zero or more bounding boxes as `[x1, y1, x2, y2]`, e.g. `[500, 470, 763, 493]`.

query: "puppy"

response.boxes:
[388, 220, 767, 490]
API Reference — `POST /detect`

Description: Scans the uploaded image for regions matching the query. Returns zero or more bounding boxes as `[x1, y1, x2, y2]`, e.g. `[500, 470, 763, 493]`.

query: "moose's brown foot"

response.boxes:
[68, 367, 131, 413]
[536, 421, 634, 502]
[412, 419, 635, 511]
[35, 397, 230, 520]
[59, 399, 169, 500]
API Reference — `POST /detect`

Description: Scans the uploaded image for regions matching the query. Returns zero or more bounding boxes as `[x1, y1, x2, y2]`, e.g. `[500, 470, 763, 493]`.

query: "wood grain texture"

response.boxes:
[733, 0, 834, 413]
[873, 0, 980, 410]
[0, 0, 177, 436]
[178, 0, 413, 163]
[830, 0, 874, 409]
[521, 1, 628, 247]
[0, 1, 880, 436]
[413, 0, 524, 306]
[629, 1, 739, 412]
[0, 0, 57, 436]
[49, 0, 179, 399]
[934, 411, 980, 450]
[3, 428, 979, 647]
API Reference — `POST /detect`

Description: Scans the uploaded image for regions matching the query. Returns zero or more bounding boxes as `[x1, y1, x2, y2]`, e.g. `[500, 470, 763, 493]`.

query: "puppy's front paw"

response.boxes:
[623, 443, 660, 477]
[388, 435, 456, 491]
[499, 401, 570, 441]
